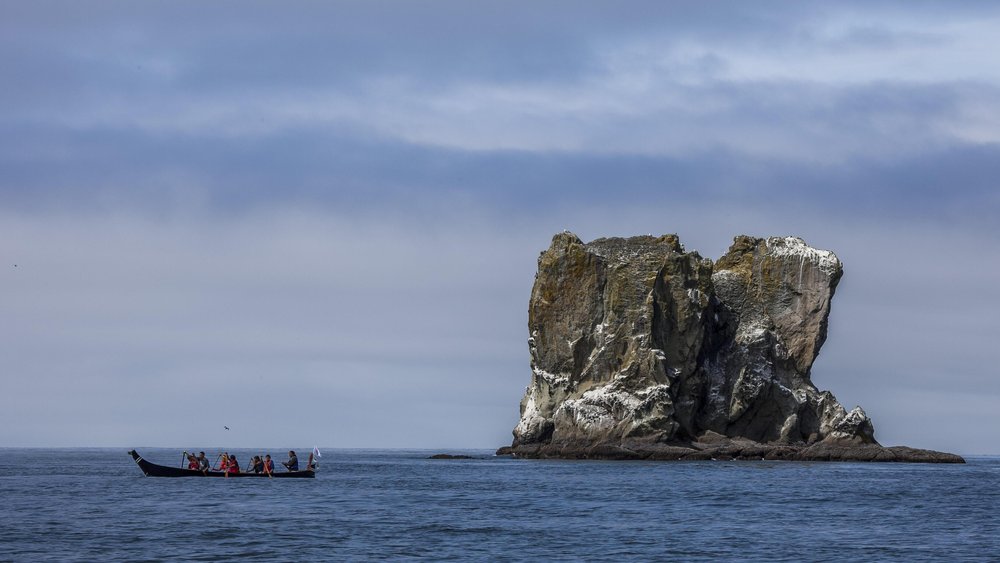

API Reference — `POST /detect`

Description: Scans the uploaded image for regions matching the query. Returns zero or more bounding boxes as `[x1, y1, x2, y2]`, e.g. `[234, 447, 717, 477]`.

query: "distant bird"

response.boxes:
[12, 265, 16, 268]
[224, 426, 230, 431]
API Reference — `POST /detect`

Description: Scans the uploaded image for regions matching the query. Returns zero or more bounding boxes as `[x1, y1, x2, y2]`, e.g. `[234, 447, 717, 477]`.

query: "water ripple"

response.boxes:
[0, 449, 998, 561]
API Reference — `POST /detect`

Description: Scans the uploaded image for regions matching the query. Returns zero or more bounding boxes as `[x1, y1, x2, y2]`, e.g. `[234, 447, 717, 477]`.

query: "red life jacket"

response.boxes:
[228, 460, 240, 474]
[188, 460, 199, 470]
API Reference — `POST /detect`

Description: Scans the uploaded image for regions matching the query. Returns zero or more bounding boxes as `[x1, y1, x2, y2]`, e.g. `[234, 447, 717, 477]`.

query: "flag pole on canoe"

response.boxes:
[307, 446, 321, 471]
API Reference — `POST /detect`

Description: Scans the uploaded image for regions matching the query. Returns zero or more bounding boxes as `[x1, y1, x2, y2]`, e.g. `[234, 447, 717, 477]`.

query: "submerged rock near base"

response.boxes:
[503, 232, 963, 463]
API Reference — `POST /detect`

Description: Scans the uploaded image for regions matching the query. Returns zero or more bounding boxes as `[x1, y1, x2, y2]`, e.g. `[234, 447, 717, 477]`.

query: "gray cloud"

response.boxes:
[0, 209, 538, 447]
[3, 203, 998, 453]
[2, 1, 998, 452]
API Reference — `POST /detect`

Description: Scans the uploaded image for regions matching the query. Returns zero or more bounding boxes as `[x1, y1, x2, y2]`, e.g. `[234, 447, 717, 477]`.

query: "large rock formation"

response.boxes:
[502, 232, 963, 463]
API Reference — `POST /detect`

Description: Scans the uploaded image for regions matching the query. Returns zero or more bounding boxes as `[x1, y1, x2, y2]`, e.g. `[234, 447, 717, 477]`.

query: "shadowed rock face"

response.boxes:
[507, 232, 962, 463]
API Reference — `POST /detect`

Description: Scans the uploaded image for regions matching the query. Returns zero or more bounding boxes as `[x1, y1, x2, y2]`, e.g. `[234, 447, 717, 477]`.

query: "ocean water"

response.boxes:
[0, 448, 997, 561]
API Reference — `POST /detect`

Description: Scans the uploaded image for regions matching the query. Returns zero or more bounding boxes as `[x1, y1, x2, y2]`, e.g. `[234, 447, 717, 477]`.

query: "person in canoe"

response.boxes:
[217, 452, 230, 472]
[282, 450, 298, 471]
[227, 454, 240, 475]
[249, 456, 264, 473]
[263, 454, 274, 476]
[186, 453, 199, 470]
[197, 452, 210, 472]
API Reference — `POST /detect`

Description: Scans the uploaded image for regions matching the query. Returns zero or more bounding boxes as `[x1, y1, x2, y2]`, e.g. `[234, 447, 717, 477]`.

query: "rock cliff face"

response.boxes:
[504, 233, 962, 463]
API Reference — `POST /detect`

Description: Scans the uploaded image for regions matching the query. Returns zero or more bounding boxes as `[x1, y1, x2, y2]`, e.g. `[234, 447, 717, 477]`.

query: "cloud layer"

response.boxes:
[2, 1, 998, 452]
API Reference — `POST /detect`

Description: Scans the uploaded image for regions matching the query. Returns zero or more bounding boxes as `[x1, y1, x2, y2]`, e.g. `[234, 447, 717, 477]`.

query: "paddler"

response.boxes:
[282, 450, 298, 471]
[227, 454, 240, 475]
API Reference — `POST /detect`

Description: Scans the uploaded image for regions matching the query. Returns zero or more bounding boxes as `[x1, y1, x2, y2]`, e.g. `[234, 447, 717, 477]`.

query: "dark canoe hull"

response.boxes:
[128, 450, 315, 478]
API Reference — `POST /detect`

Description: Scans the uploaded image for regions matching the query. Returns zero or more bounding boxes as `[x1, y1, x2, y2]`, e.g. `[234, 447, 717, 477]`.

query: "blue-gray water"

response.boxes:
[1, 448, 997, 561]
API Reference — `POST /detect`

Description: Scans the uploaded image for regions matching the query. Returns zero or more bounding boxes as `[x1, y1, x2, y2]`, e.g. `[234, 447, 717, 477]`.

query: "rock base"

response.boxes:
[499, 439, 964, 463]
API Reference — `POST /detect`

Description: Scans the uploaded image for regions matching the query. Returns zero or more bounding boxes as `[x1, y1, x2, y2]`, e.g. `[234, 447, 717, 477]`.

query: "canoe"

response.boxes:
[128, 450, 316, 478]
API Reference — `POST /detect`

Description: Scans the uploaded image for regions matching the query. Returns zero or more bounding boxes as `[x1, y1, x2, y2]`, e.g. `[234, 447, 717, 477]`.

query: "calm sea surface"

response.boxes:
[0, 448, 997, 561]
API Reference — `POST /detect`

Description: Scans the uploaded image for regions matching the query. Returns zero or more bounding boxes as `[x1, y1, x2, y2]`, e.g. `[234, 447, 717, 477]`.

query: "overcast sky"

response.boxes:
[2, 1, 998, 454]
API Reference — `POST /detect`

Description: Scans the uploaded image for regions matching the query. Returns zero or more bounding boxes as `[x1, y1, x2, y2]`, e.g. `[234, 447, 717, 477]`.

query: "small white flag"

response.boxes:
[312, 446, 322, 458]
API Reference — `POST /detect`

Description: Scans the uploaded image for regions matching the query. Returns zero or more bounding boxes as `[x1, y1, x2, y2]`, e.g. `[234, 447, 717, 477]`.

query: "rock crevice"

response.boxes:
[506, 232, 962, 463]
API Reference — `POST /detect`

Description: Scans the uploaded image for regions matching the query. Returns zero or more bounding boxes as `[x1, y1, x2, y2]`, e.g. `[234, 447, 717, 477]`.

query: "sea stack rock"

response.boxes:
[506, 232, 963, 463]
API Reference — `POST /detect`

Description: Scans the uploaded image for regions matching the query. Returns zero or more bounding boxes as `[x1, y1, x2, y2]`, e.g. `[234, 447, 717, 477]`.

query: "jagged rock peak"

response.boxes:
[507, 232, 963, 463]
